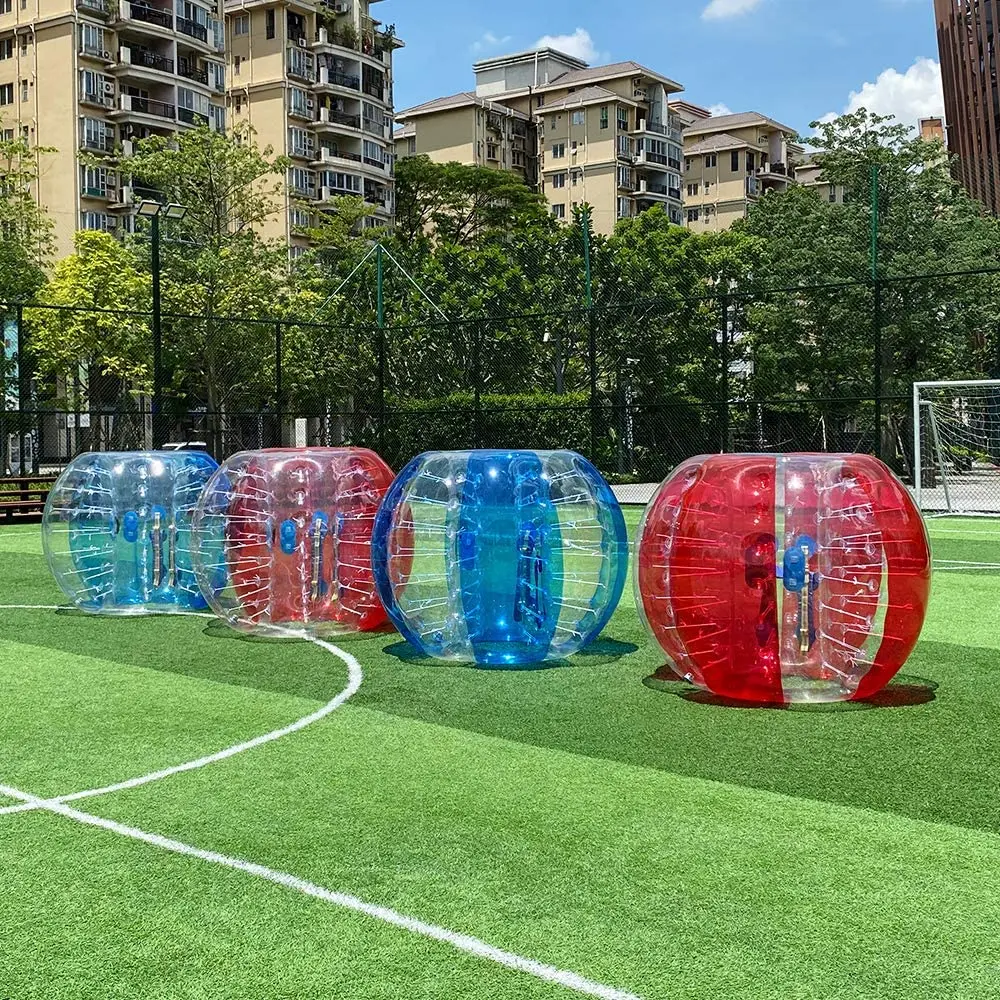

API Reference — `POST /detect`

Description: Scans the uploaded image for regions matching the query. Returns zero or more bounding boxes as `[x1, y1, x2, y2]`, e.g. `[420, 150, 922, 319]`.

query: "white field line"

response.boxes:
[0, 606, 361, 817]
[0, 783, 639, 1000]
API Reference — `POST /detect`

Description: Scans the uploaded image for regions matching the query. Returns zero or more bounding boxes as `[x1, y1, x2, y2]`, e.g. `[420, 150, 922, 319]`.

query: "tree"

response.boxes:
[394, 155, 553, 246]
[737, 108, 1000, 459]
[0, 126, 54, 303]
[28, 231, 150, 448]
[118, 123, 293, 453]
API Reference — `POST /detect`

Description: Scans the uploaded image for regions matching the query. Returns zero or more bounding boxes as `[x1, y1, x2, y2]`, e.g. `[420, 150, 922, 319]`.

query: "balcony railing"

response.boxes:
[321, 109, 361, 129]
[82, 90, 115, 108]
[177, 16, 208, 42]
[638, 119, 668, 136]
[668, 186, 681, 200]
[362, 117, 383, 137]
[125, 3, 173, 29]
[126, 48, 175, 73]
[177, 106, 209, 125]
[363, 155, 384, 169]
[317, 66, 360, 89]
[77, 0, 113, 16]
[80, 134, 114, 152]
[177, 59, 208, 84]
[363, 81, 384, 100]
[120, 94, 176, 119]
[640, 149, 669, 165]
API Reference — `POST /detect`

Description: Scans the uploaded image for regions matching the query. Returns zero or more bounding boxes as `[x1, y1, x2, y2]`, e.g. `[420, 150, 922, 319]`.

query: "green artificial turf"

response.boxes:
[1, 516, 1000, 999]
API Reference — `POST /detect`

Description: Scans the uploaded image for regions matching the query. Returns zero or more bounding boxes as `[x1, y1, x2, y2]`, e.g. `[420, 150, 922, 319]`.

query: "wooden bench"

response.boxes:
[0, 476, 57, 521]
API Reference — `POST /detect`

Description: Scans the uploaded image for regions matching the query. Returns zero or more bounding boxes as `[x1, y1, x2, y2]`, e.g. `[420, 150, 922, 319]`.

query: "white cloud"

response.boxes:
[708, 103, 733, 117]
[471, 30, 511, 54]
[533, 27, 599, 63]
[702, 0, 764, 20]
[821, 57, 944, 126]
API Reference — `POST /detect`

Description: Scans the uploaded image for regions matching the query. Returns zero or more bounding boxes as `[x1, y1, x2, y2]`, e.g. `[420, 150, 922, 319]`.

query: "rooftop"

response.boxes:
[684, 111, 797, 137]
[539, 85, 638, 111]
[539, 58, 683, 96]
[685, 132, 753, 155]
[396, 91, 534, 121]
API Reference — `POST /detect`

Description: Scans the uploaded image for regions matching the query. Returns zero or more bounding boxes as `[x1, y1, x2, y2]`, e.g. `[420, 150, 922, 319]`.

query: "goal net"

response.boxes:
[914, 380, 1000, 516]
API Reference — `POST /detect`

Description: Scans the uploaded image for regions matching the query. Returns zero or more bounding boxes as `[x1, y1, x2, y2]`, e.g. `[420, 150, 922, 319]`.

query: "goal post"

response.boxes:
[914, 379, 1000, 515]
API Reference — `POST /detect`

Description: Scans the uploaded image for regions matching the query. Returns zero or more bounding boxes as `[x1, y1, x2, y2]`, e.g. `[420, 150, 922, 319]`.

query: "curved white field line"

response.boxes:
[0, 606, 361, 817]
[0, 606, 641, 999]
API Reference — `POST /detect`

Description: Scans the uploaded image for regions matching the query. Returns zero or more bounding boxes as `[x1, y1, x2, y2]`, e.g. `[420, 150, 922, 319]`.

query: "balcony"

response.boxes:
[317, 107, 360, 130]
[362, 117, 384, 137]
[80, 42, 115, 62]
[119, 46, 175, 74]
[77, 0, 114, 17]
[177, 106, 209, 125]
[177, 16, 208, 43]
[113, 93, 176, 121]
[177, 59, 208, 84]
[118, 2, 174, 30]
[312, 146, 362, 167]
[80, 133, 115, 152]
[81, 88, 116, 109]
[746, 176, 761, 197]
[634, 118, 668, 137]
[363, 80, 384, 101]
[315, 65, 360, 90]
[287, 48, 316, 82]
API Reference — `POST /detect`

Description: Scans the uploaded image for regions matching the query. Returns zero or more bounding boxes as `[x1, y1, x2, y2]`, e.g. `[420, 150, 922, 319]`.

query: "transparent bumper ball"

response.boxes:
[635, 453, 932, 704]
[42, 450, 220, 614]
[372, 449, 628, 665]
[191, 448, 396, 636]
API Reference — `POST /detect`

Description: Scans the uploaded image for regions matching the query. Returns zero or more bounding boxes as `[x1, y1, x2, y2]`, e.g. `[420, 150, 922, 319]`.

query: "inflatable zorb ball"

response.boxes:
[191, 448, 395, 636]
[42, 450, 219, 613]
[635, 453, 931, 704]
[372, 449, 628, 665]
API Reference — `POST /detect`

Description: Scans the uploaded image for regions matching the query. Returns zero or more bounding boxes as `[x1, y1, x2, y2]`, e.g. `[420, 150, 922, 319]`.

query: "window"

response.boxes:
[684, 157, 692, 172]
[551, 142, 564, 158]
[18, 33, 26, 54]
[549, 115, 557, 128]
[318, 169, 360, 193]
[599, 105, 608, 130]
[288, 166, 314, 195]
[206, 59, 225, 92]
[617, 135, 632, 158]
[486, 142, 498, 160]
[617, 107, 628, 131]
[731, 149, 740, 172]
[288, 86, 310, 117]
[233, 55, 241, 74]
[0, 127, 11, 140]
[687, 208, 700, 222]
[233, 93, 242, 112]
[80, 116, 113, 150]
[20, 0, 25, 10]
[705, 153, 717, 168]
[80, 211, 116, 232]
[80, 164, 112, 197]
[551, 203, 565, 219]
[265, 8, 274, 38]
[288, 125, 313, 157]
[617, 165, 631, 189]
[687, 183, 698, 196]
[209, 103, 225, 132]
[80, 23, 104, 54]
[535, 92, 543, 107]
[570, 139, 577, 151]
[552, 172, 566, 188]
[746, 152, 755, 172]
[829, 185, 837, 203]
[19, 77, 26, 102]
[290, 206, 311, 229]
[0, 82, 12, 105]
[363, 139, 383, 165]
[617, 197, 631, 220]
[0, 37, 10, 59]
[0, 0, 11, 14]
[233, 13, 249, 34]
[571, 169, 581, 186]
[571, 109, 584, 126]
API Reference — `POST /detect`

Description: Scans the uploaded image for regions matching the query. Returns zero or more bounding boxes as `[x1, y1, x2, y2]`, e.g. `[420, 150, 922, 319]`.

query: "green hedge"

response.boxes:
[381, 391, 592, 469]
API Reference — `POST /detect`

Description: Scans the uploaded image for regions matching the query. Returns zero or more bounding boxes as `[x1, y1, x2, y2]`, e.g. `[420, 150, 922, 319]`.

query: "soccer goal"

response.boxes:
[913, 380, 1000, 515]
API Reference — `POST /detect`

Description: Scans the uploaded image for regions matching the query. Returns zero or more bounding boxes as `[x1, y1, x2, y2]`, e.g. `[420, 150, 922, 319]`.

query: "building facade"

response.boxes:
[225, 0, 400, 254]
[681, 111, 802, 231]
[0, 0, 226, 255]
[395, 48, 686, 235]
[935, 0, 1000, 214]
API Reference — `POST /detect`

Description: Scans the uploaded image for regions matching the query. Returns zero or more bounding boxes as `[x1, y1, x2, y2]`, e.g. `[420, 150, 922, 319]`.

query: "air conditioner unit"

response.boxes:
[319, 184, 331, 200]
[103, 81, 115, 95]
[333, 1, 349, 12]
[119, 183, 133, 202]
[297, 37, 306, 47]
[306, 99, 314, 110]
[319, 106, 330, 122]
[121, 139, 134, 156]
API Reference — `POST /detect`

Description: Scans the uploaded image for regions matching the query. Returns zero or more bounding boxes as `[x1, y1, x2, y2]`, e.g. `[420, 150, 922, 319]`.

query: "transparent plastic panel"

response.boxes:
[42, 450, 219, 614]
[191, 448, 396, 637]
[372, 449, 628, 666]
[635, 453, 931, 704]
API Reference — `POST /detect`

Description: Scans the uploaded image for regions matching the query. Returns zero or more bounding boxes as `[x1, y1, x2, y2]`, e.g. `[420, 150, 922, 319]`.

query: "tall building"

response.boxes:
[0, 0, 227, 255]
[225, 0, 402, 255]
[395, 48, 686, 234]
[681, 111, 802, 231]
[795, 151, 845, 206]
[935, 0, 1000, 214]
[919, 115, 946, 144]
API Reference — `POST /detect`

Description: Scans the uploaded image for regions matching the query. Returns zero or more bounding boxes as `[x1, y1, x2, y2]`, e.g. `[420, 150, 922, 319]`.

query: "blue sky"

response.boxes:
[380, 0, 943, 137]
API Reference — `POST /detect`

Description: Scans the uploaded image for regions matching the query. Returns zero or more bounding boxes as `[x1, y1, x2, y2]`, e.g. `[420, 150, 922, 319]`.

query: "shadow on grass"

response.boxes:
[382, 636, 639, 672]
[642, 664, 938, 711]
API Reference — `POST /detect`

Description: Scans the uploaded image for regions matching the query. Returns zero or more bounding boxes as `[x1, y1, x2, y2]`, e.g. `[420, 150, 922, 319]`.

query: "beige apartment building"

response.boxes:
[395, 48, 686, 235]
[681, 111, 802, 231]
[0, 0, 226, 256]
[392, 92, 537, 187]
[225, 0, 400, 254]
[795, 151, 845, 205]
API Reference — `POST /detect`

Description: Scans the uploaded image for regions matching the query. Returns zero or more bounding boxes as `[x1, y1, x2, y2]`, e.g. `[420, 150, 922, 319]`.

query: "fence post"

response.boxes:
[151, 211, 164, 450]
[376, 242, 386, 455]
[719, 290, 730, 453]
[16, 303, 28, 474]
[582, 208, 597, 462]
[274, 320, 284, 448]
[473, 320, 482, 449]
[870, 163, 883, 460]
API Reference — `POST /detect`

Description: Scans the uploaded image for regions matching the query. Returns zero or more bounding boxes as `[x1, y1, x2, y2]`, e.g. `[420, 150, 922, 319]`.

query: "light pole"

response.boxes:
[136, 200, 187, 448]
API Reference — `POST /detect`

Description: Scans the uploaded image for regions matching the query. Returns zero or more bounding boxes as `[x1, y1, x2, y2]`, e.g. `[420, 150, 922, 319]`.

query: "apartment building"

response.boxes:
[795, 151, 845, 205]
[682, 111, 802, 231]
[0, 0, 226, 255]
[391, 91, 537, 187]
[935, 0, 1000, 214]
[395, 47, 686, 235]
[226, 0, 401, 254]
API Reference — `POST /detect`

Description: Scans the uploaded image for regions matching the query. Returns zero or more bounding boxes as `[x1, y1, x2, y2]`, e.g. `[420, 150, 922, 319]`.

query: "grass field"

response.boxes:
[3, 514, 1000, 999]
